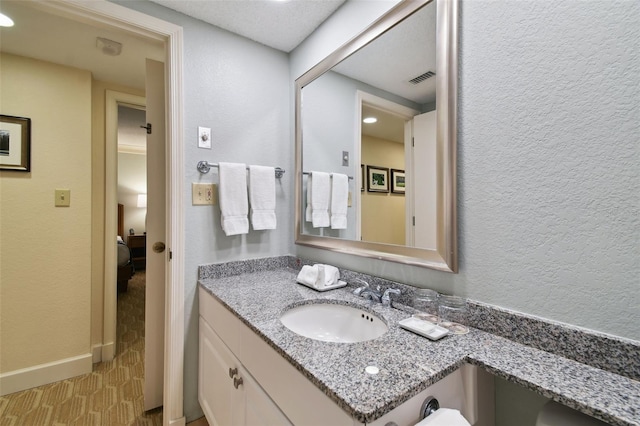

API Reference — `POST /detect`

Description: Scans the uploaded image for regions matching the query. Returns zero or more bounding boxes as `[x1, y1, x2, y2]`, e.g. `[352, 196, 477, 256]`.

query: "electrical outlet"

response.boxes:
[192, 183, 216, 205]
[55, 189, 71, 207]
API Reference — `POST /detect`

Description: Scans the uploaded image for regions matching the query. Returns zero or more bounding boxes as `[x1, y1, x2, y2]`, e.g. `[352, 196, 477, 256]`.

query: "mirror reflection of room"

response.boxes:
[300, 1, 437, 250]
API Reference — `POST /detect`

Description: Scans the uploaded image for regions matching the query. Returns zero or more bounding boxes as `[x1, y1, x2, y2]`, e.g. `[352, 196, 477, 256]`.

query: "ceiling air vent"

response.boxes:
[408, 70, 436, 85]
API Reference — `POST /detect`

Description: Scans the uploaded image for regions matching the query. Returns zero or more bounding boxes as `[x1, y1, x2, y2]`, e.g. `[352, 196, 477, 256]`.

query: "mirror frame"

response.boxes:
[295, 0, 458, 272]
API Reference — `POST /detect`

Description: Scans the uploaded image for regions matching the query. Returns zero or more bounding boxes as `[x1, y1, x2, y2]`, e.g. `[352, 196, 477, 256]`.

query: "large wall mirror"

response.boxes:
[295, 0, 458, 272]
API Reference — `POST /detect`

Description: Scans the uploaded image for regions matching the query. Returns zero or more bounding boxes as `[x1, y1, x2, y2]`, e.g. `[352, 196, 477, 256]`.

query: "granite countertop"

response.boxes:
[199, 268, 640, 426]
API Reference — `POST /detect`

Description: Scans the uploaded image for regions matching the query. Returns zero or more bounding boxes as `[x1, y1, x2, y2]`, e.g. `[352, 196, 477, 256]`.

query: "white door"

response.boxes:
[144, 58, 166, 411]
[411, 110, 437, 250]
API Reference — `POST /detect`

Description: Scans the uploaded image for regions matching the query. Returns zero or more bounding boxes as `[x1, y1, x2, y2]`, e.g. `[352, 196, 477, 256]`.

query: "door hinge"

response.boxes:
[169, 250, 172, 260]
[413, 216, 415, 226]
[140, 123, 152, 134]
[412, 137, 415, 147]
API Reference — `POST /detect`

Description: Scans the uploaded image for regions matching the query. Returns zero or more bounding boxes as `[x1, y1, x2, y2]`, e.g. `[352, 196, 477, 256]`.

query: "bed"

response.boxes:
[117, 203, 134, 292]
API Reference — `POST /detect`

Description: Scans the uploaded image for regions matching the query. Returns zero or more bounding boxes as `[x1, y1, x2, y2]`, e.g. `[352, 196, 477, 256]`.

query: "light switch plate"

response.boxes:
[192, 183, 216, 205]
[348, 191, 352, 207]
[55, 189, 71, 207]
[198, 126, 211, 149]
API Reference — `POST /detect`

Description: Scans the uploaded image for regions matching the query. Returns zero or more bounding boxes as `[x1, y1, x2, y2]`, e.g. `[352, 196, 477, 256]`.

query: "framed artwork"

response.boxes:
[391, 169, 406, 194]
[360, 164, 365, 192]
[366, 165, 389, 193]
[0, 115, 31, 172]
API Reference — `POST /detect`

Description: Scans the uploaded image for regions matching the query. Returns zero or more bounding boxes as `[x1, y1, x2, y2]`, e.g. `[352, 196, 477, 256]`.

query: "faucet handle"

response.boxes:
[352, 278, 369, 296]
[382, 288, 401, 307]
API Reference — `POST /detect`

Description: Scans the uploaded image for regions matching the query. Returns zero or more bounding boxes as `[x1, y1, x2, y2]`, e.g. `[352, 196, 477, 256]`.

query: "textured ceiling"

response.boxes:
[147, 0, 347, 52]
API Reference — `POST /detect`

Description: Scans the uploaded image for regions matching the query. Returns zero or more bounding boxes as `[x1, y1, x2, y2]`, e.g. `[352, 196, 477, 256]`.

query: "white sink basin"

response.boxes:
[280, 302, 388, 343]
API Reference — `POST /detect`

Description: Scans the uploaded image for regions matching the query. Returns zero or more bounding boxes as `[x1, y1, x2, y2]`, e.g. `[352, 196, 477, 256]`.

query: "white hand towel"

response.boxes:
[296, 265, 319, 287]
[249, 165, 276, 230]
[219, 162, 249, 236]
[414, 409, 471, 426]
[330, 173, 349, 229]
[311, 171, 331, 228]
[305, 174, 312, 222]
[317, 264, 340, 287]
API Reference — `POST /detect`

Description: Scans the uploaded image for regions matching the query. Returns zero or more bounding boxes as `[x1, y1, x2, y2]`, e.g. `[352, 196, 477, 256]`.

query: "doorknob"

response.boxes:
[152, 242, 166, 253]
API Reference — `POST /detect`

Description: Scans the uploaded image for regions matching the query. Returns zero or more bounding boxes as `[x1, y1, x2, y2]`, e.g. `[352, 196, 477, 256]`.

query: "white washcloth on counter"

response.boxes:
[296, 265, 319, 287]
[311, 171, 331, 228]
[296, 264, 340, 289]
[219, 162, 249, 236]
[249, 165, 276, 230]
[317, 264, 340, 287]
[330, 173, 348, 229]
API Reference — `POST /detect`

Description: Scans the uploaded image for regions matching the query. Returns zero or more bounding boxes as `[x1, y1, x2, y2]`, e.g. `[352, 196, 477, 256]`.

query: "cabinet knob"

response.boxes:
[228, 367, 238, 378]
[233, 376, 243, 389]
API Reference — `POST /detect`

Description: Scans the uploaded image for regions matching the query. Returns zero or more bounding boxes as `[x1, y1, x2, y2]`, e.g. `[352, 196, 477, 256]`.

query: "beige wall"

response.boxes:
[90, 80, 144, 353]
[361, 135, 405, 245]
[0, 54, 92, 372]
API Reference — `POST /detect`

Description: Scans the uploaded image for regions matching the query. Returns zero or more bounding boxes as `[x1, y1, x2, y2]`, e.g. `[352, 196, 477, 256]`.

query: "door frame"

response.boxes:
[355, 91, 418, 242]
[36, 1, 185, 425]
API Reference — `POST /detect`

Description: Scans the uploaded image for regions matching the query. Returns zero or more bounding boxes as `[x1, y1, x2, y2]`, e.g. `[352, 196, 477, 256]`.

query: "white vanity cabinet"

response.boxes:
[199, 317, 292, 426]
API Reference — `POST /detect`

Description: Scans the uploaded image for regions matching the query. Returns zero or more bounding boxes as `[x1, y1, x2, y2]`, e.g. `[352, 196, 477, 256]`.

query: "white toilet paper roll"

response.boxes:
[414, 408, 471, 426]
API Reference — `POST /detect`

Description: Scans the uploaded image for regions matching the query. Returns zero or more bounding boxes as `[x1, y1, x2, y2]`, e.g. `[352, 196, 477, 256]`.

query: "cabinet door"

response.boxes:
[240, 365, 293, 426]
[199, 317, 240, 426]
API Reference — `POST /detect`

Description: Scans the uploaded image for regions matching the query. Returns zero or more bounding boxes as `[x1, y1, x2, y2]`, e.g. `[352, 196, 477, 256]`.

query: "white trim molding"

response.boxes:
[32, 1, 186, 425]
[0, 354, 92, 396]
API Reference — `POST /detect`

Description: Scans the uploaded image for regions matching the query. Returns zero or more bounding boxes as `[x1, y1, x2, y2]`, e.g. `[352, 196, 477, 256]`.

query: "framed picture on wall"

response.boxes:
[366, 165, 389, 193]
[391, 169, 406, 194]
[0, 115, 31, 172]
[360, 164, 365, 191]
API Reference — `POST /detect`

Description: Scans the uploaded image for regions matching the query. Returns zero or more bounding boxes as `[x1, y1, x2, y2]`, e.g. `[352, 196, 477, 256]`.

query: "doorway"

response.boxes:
[0, 1, 185, 424]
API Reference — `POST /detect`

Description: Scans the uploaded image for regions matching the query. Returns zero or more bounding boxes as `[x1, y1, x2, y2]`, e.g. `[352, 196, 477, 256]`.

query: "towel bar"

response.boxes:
[303, 171, 354, 180]
[197, 161, 285, 179]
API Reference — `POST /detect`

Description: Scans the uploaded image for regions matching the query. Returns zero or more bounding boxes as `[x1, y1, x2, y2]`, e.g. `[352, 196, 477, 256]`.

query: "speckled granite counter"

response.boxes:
[198, 267, 640, 426]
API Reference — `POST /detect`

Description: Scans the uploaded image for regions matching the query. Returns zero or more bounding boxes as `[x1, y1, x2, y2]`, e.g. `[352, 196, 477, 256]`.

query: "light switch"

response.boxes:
[348, 191, 352, 207]
[55, 189, 71, 207]
[198, 126, 211, 149]
[192, 183, 216, 205]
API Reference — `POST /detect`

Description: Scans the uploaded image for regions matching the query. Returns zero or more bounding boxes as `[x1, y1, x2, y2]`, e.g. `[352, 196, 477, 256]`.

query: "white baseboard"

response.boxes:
[101, 342, 115, 362]
[0, 353, 92, 396]
[168, 416, 186, 426]
[92, 344, 103, 363]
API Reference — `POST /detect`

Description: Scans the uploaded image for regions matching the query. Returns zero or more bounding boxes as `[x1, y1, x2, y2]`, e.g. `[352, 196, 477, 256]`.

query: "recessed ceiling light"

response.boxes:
[363, 117, 377, 124]
[0, 12, 14, 27]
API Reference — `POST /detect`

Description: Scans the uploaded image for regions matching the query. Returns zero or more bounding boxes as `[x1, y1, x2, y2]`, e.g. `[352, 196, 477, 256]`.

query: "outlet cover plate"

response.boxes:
[192, 183, 216, 205]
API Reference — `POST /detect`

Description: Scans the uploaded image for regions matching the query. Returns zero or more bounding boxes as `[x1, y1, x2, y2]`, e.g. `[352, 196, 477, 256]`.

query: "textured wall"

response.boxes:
[294, 0, 640, 342]
[114, 1, 292, 420]
[0, 54, 92, 372]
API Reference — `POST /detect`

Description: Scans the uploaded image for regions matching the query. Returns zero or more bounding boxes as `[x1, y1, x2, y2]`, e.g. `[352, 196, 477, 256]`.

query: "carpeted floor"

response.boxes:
[0, 271, 163, 425]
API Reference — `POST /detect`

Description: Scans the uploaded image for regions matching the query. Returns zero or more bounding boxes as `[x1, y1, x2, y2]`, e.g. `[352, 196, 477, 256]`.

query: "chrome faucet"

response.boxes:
[360, 287, 382, 303]
[382, 288, 401, 307]
[352, 278, 370, 296]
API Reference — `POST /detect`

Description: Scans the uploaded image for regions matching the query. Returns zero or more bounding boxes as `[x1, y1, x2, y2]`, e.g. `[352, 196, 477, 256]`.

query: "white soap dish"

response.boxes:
[399, 317, 449, 341]
[296, 280, 348, 292]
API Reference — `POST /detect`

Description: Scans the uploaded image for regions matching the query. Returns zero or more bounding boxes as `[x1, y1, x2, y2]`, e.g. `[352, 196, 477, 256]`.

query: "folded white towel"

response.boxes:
[296, 265, 319, 287]
[317, 264, 340, 287]
[330, 173, 348, 229]
[305, 174, 312, 222]
[249, 165, 276, 230]
[311, 171, 331, 228]
[219, 162, 249, 236]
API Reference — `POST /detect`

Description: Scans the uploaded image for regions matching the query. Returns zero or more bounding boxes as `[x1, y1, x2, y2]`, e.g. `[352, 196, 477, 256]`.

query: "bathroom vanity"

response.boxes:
[199, 282, 491, 425]
[198, 262, 640, 426]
